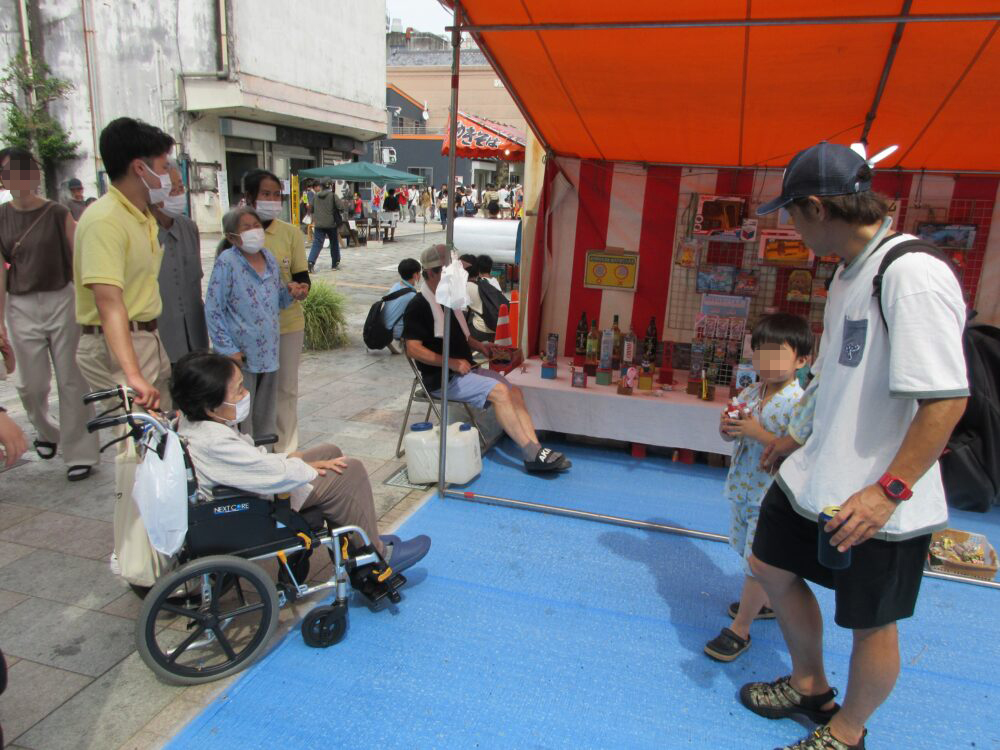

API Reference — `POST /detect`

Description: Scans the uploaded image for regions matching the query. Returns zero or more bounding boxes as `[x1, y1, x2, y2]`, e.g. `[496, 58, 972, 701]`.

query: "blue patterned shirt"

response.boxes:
[205, 247, 292, 373]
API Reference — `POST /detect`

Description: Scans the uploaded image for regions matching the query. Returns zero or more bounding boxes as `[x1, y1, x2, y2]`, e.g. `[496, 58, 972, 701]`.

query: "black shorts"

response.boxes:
[751, 482, 931, 630]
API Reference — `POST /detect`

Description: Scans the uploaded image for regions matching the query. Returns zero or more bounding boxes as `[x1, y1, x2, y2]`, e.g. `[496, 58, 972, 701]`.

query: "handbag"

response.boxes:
[113, 434, 173, 586]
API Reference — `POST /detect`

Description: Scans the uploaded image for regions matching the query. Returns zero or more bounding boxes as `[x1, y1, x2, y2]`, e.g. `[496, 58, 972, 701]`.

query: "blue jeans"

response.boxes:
[439, 207, 447, 229]
[308, 227, 340, 268]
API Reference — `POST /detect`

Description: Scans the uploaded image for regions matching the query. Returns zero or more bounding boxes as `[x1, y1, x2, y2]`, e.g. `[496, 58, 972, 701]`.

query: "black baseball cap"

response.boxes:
[757, 142, 870, 216]
[68, 178, 83, 189]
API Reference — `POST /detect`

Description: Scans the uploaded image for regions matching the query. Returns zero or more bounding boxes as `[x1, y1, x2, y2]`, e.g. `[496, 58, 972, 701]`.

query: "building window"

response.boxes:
[408, 166, 432, 187]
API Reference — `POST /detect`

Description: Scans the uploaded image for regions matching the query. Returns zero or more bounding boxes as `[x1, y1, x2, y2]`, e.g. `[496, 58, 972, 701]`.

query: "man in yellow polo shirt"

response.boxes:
[75, 118, 176, 410]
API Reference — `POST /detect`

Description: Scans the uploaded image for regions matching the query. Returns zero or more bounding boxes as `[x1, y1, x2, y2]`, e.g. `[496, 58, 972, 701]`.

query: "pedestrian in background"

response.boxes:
[206, 207, 302, 441]
[152, 159, 208, 364]
[437, 187, 449, 229]
[242, 169, 310, 453]
[0, 147, 98, 481]
[407, 186, 418, 222]
[64, 178, 89, 221]
[420, 187, 432, 221]
[74, 117, 174, 413]
[308, 180, 343, 271]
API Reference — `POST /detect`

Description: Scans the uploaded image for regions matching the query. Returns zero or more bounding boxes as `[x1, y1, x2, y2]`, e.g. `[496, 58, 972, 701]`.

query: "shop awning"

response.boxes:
[442, 111, 527, 161]
[297, 161, 425, 184]
[442, 1, 1000, 171]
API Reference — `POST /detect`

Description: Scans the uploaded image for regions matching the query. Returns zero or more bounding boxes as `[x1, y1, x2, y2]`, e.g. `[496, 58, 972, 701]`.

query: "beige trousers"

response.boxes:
[275, 329, 303, 453]
[5, 283, 99, 466]
[76, 328, 172, 412]
[296, 443, 384, 556]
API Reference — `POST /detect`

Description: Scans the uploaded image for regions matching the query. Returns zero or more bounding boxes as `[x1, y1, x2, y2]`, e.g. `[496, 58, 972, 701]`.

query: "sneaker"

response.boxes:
[384, 534, 431, 573]
[308, 262, 315, 273]
[778, 725, 866, 750]
[740, 675, 839, 724]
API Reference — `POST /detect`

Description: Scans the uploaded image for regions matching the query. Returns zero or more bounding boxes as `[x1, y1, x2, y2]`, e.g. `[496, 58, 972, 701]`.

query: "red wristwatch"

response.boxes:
[877, 472, 913, 501]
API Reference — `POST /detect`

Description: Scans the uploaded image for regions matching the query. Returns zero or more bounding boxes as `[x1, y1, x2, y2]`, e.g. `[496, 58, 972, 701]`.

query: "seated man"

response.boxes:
[403, 244, 570, 473]
[170, 351, 430, 572]
[381, 258, 420, 354]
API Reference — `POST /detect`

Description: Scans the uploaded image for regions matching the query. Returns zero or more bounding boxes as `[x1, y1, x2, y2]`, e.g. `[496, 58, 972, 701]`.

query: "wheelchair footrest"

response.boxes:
[346, 550, 406, 605]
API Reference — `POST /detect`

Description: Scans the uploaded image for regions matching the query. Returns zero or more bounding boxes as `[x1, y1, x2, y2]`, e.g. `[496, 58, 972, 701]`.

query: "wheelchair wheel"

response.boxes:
[136, 556, 279, 685]
[301, 602, 347, 648]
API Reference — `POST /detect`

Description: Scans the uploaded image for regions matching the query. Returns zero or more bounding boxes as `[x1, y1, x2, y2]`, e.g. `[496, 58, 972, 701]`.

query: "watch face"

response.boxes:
[887, 479, 907, 496]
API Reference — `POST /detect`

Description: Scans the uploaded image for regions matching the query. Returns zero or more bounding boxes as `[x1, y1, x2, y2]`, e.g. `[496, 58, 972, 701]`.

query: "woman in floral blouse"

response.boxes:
[205, 207, 308, 441]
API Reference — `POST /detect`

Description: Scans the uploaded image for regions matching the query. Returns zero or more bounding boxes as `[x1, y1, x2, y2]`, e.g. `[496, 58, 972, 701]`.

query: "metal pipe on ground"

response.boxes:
[445, 489, 1000, 591]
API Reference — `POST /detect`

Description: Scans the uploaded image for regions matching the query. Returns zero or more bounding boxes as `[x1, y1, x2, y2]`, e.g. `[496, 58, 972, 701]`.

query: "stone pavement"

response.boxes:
[0, 217, 451, 749]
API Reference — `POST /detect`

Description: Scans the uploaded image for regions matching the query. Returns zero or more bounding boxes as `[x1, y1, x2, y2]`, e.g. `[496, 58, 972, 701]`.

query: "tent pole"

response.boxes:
[438, 0, 462, 497]
[860, 0, 912, 145]
[450, 12, 1000, 34]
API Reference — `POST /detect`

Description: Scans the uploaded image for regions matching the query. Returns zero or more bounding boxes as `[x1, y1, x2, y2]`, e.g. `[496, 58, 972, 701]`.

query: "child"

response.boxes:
[704, 312, 813, 662]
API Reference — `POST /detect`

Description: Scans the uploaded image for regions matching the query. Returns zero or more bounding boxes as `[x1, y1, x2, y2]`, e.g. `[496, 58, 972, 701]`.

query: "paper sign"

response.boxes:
[584, 248, 639, 290]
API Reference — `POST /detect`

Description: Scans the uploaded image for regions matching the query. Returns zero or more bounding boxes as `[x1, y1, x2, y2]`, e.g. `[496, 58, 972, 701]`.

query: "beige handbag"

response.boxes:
[113, 434, 173, 587]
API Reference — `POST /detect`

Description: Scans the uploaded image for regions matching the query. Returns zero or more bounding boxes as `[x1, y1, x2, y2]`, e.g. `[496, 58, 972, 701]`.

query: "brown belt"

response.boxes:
[81, 320, 158, 335]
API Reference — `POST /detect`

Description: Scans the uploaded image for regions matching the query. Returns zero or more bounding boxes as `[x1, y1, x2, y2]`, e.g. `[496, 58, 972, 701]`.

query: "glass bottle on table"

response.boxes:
[643, 316, 658, 362]
[575, 311, 588, 358]
[611, 314, 622, 370]
[623, 327, 637, 367]
[585, 319, 599, 365]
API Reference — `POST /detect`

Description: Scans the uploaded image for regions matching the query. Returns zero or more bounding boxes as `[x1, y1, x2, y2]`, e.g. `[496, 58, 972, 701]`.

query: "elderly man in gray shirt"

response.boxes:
[152, 162, 209, 362]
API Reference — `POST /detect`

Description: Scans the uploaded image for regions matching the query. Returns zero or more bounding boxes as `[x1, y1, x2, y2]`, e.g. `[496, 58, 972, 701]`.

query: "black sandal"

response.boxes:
[34, 440, 57, 460]
[524, 447, 568, 473]
[67, 465, 92, 482]
[739, 675, 839, 723]
[704, 627, 750, 662]
[728, 601, 777, 620]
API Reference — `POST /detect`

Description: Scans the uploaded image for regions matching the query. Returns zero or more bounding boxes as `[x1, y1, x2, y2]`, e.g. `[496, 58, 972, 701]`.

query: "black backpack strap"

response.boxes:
[872, 237, 959, 329]
[382, 288, 413, 303]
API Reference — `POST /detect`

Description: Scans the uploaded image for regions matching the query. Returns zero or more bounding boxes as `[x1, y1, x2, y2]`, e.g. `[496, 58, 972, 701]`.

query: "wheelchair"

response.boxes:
[84, 386, 407, 685]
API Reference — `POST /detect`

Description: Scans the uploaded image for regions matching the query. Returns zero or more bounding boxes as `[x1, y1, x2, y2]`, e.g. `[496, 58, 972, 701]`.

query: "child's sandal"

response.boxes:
[704, 627, 750, 662]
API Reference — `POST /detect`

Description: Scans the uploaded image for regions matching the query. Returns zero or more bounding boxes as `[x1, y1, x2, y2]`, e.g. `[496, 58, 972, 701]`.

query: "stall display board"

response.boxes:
[584, 248, 639, 290]
[758, 229, 814, 266]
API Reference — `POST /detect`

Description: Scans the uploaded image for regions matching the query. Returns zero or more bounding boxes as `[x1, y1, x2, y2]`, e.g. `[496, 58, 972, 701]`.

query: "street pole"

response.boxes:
[438, 0, 462, 496]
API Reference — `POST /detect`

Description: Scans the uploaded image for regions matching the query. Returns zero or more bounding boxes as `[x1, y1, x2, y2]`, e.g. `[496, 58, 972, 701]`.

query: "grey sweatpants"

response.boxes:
[240, 369, 278, 443]
[296, 443, 385, 556]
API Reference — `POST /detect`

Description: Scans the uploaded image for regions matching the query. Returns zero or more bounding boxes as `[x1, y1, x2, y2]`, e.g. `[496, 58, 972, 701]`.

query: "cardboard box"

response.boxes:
[596, 368, 612, 386]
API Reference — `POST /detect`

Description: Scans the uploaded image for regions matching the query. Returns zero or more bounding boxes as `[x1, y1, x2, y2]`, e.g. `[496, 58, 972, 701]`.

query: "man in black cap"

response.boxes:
[64, 178, 90, 220]
[738, 142, 968, 750]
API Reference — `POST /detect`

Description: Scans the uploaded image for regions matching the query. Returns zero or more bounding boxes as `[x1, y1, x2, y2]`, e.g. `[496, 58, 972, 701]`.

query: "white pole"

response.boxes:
[438, 0, 462, 496]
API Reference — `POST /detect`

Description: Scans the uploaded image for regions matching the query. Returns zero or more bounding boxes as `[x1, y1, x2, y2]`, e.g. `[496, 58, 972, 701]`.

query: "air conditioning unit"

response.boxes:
[381, 147, 397, 164]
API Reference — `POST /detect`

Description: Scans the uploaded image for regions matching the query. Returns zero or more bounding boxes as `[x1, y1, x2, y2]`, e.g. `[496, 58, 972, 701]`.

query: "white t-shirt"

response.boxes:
[0, 189, 11, 205]
[776, 221, 968, 540]
[498, 187, 510, 207]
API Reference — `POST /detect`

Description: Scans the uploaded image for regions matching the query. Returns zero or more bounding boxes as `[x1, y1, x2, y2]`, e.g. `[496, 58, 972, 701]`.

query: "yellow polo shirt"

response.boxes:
[264, 218, 308, 334]
[74, 186, 163, 326]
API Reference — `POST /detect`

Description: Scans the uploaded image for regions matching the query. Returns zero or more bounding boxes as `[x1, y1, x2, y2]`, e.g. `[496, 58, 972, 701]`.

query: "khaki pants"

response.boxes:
[76, 329, 172, 412]
[296, 443, 384, 556]
[275, 329, 303, 453]
[5, 283, 99, 466]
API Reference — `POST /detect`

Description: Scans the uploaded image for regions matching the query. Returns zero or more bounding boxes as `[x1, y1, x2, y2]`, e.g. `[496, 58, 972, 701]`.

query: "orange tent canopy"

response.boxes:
[442, 1, 1000, 171]
[442, 111, 527, 161]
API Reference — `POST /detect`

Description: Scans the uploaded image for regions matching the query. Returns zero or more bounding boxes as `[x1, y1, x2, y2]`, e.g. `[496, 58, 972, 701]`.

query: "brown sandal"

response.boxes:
[704, 627, 750, 662]
[739, 675, 839, 723]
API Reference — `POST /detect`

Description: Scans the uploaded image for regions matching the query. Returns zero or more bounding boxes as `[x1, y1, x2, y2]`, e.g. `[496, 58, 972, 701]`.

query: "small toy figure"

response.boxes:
[571, 366, 587, 388]
[618, 365, 638, 395]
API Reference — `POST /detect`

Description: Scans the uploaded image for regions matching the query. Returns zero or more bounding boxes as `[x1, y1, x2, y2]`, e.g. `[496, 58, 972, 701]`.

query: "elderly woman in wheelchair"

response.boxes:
[85, 351, 430, 685]
[171, 350, 431, 574]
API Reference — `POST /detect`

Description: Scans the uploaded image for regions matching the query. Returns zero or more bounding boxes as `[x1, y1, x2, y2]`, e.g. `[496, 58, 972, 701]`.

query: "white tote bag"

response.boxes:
[132, 431, 189, 557]
[113, 439, 172, 587]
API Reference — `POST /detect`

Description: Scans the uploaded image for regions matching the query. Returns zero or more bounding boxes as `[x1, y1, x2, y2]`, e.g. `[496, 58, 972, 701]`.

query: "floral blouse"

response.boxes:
[725, 379, 804, 507]
[205, 247, 292, 373]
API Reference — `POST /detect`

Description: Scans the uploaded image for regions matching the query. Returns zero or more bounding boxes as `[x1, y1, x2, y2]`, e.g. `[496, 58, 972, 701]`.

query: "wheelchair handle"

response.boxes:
[83, 386, 135, 405]
[86, 414, 130, 433]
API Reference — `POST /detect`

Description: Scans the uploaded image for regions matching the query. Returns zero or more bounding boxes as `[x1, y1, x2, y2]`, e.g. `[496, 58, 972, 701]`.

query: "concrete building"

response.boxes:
[0, 1, 387, 232]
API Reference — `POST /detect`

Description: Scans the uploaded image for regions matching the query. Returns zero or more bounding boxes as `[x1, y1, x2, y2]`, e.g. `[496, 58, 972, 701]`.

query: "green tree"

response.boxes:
[0, 52, 79, 197]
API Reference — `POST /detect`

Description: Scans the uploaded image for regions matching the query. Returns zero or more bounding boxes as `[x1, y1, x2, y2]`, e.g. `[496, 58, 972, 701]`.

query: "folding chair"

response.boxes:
[395, 354, 490, 458]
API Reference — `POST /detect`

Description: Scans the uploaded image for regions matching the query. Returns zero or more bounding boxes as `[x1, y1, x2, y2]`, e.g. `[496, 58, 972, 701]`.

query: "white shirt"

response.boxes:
[178, 416, 317, 509]
[0, 189, 11, 205]
[498, 188, 510, 207]
[777, 221, 968, 539]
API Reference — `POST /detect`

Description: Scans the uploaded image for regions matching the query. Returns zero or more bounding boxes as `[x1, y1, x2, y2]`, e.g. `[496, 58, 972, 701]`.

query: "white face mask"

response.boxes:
[238, 228, 266, 254]
[161, 193, 187, 216]
[220, 392, 251, 426]
[142, 163, 172, 205]
[254, 200, 282, 220]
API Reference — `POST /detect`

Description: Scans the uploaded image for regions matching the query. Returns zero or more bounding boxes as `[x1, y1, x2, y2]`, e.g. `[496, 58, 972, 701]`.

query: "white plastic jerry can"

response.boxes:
[403, 421, 482, 484]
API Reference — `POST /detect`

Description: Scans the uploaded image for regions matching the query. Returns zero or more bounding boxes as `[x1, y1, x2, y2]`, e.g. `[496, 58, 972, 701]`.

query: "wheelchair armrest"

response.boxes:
[211, 485, 268, 501]
[254, 433, 278, 447]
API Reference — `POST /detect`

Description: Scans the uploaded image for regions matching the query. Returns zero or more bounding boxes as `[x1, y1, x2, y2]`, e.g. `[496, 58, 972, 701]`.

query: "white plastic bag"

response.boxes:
[132, 431, 189, 556]
[436, 250, 470, 310]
